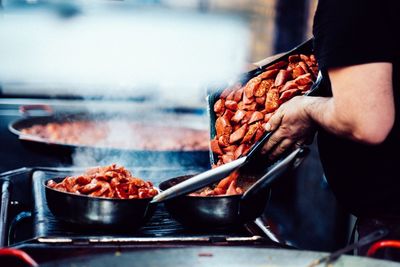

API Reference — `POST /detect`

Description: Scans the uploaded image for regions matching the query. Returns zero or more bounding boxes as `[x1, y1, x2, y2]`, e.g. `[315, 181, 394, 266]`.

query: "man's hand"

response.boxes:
[262, 95, 316, 161]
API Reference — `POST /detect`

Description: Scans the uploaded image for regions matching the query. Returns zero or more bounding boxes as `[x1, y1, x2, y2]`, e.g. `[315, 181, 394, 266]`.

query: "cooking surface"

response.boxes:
[1, 167, 276, 248]
[31, 168, 264, 240]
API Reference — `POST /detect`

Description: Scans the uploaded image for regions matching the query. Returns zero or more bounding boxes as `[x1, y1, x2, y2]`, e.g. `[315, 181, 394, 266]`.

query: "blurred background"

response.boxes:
[0, 0, 318, 106]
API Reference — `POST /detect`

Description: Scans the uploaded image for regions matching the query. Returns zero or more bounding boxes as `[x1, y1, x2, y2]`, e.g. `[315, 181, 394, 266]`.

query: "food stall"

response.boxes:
[0, 1, 397, 266]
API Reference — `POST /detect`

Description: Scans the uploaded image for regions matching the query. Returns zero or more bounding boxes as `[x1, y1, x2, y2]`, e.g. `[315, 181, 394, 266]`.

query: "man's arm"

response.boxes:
[304, 62, 394, 144]
[263, 62, 394, 159]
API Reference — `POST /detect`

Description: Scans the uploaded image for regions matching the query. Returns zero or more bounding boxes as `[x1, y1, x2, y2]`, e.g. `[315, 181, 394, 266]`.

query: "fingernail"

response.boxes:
[265, 123, 271, 131]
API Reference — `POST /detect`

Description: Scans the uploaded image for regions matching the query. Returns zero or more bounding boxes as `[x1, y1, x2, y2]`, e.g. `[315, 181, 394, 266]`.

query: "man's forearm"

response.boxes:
[303, 96, 356, 140]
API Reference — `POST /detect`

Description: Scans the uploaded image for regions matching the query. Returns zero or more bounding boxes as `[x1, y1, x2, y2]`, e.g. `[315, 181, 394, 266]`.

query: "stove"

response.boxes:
[0, 166, 284, 265]
[0, 98, 353, 265]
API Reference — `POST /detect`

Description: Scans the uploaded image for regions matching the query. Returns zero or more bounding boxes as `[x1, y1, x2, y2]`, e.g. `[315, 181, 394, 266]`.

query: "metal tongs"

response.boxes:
[152, 136, 269, 202]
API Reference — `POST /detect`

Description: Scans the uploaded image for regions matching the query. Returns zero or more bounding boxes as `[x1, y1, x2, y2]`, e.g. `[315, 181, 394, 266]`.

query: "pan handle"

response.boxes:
[0, 248, 38, 267]
[367, 240, 400, 257]
[0, 181, 12, 247]
[238, 147, 308, 220]
[241, 147, 309, 203]
[19, 104, 53, 117]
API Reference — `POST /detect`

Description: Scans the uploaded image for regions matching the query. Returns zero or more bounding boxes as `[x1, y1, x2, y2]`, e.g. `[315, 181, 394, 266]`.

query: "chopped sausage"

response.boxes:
[257, 69, 279, 79]
[47, 164, 158, 199]
[225, 100, 238, 111]
[265, 60, 287, 71]
[248, 111, 264, 124]
[244, 77, 261, 98]
[275, 70, 291, 87]
[229, 124, 248, 144]
[265, 89, 280, 113]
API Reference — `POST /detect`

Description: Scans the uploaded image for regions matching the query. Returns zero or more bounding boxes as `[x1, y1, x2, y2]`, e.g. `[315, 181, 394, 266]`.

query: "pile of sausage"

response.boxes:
[21, 121, 209, 151]
[47, 164, 158, 199]
[205, 53, 318, 196]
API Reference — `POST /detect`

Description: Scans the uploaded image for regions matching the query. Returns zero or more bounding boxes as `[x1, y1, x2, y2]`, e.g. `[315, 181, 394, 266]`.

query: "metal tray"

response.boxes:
[207, 38, 320, 166]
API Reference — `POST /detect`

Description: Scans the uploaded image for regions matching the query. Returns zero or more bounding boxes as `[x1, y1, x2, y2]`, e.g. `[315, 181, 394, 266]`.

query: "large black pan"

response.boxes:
[159, 147, 309, 229]
[9, 108, 210, 168]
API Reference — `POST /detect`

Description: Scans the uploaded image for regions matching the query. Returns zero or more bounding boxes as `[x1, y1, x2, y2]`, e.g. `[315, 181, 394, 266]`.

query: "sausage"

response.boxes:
[292, 65, 306, 79]
[280, 80, 298, 93]
[223, 145, 238, 153]
[233, 88, 244, 102]
[231, 109, 246, 123]
[257, 69, 279, 79]
[275, 70, 291, 87]
[241, 111, 254, 124]
[279, 89, 301, 104]
[288, 54, 300, 63]
[210, 139, 223, 155]
[294, 73, 313, 86]
[255, 96, 266, 105]
[214, 99, 225, 115]
[244, 77, 261, 98]
[218, 135, 230, 147]
[48, 164, 158, 199]
[229, 124, 248, 144]
[254, 79, 273, 97]
[242, 123, 259, 143]
[265, 60, 287, 70]
[234, 143, 248, 159]
[215, 116, 232, 137]
[265, 89, 280, 113]
[225, 100, 238, 111]
[248, 111, 264, 124]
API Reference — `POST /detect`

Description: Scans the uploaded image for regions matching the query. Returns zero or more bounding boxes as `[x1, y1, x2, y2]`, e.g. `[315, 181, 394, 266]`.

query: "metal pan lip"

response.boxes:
[9, 118, 209, 152]
[44, 177, 159, 202]
[181, 193, 243, 199]
[158, 176, 244, 200]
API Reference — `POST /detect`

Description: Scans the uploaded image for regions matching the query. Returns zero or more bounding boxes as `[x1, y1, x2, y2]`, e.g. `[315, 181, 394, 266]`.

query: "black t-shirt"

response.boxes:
[312, 0, 400, 217]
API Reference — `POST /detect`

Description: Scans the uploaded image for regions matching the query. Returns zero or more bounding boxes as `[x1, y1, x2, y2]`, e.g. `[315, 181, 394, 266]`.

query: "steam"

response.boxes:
[69, 113, 211, 169]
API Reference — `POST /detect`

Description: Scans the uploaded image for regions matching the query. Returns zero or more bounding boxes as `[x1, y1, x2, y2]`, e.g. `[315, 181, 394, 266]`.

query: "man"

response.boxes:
[263, 0, 400, 257]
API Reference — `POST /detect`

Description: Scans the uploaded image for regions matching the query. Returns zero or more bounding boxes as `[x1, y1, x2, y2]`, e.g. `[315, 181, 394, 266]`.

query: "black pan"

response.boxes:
[43, 156, 264, 230]
[44, 177, 158, 229]
[159, 147, 309, 229]
[9, 108, 210, 168]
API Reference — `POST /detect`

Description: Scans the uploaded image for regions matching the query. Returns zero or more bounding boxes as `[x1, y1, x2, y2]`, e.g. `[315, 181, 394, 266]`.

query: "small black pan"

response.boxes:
[45, 178, 158, 229]
[159, 147, 309, 229]
[44, 158, 266, 229]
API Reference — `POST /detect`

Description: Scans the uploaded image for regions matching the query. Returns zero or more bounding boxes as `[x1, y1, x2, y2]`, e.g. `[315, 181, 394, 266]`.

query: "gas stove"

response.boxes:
[0, 166, 283, 265]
